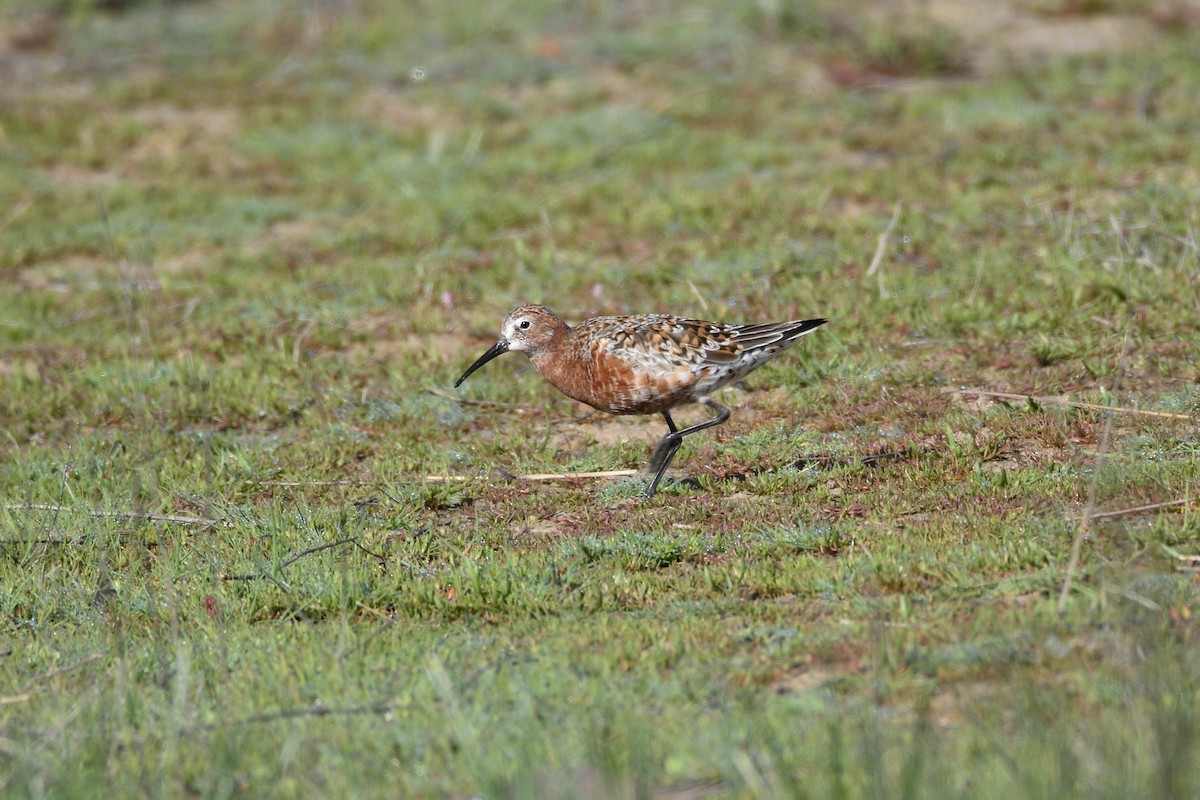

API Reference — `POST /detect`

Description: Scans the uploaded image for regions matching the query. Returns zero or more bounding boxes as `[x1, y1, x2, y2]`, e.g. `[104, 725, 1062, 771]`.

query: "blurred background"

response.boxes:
[2, 2, 1198, 798]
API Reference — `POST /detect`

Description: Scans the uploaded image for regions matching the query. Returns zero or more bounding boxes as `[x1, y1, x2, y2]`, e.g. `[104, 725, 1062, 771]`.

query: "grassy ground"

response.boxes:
[2, 0, 1199, 797]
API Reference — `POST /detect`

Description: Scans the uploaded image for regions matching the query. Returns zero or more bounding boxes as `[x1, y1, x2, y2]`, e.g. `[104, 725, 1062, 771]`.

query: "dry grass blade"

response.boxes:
[957, 389, 1192, 420]
[4, 503, 217, 527]
[1085, 498, 1192, 521]
[866, 201, 903, 299]
[1057, 325, 1133, 614]
[1163, 545, 1200, 565]
[424, 469, 639, 483]
[1, 197, 35, 236]
[517, 469, 640, 481]
[256, 470, 640, 487]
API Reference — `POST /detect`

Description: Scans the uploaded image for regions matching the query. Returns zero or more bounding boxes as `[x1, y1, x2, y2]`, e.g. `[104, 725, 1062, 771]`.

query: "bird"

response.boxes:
[454, 304, 826, 498]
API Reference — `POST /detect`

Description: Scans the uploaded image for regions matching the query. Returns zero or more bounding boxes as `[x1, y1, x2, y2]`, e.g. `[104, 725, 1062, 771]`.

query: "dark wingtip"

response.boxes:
[796, 317, 828, 333]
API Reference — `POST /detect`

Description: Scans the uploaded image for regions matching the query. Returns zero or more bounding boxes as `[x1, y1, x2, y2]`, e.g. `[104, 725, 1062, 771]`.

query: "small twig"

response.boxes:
[191, 700, 398, 733]
[257, 469, 642, 486]
[519, 469, 640, 481]
[865, 201, 902, 299]
[1084, 498, 1191, 522]
[1058, 326, 1132, 614]
[255, 469, 641, 488]
[424, 469, 639, 483]
[219, 537, 356, 588]
[353, 540, 389, 574]
[279, 537, 355, 569]
[957, 389, 1192, 420]
[3, 503, 216, 527]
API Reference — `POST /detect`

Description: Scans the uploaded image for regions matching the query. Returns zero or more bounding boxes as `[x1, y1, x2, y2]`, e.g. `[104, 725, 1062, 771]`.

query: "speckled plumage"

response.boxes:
[455, 304, 826, 498]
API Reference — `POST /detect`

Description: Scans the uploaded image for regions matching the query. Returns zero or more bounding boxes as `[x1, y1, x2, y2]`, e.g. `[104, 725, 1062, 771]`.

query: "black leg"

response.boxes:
[645, 412, 679, 473]
[642, 401, 731, 498]
[644, 436, 683, 498]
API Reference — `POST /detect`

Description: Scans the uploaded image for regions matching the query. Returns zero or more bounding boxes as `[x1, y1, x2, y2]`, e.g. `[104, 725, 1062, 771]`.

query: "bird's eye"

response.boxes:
[519, 320, 531, 330]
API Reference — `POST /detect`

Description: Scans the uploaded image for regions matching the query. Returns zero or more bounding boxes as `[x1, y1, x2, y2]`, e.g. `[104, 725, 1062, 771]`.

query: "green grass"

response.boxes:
[2, 0, 1199, 797]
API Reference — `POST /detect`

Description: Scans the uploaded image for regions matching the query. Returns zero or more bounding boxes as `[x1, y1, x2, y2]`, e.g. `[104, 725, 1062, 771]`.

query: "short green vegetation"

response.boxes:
[1, 0, 1197, 797]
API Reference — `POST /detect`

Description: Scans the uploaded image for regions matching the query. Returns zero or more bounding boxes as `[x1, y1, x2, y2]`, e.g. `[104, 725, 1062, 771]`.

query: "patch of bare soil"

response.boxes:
[346, 329, 477, 366]
[925, 0, 1160, 74]
[771, 663, 849, 694]
[41, 163, 121, 190]
[238, 219, 331, 259]
[16, 254, 114, 291]
[352, 87, 464, 135]
[120, 104, 243, 176]
[550, 413, 669, 453]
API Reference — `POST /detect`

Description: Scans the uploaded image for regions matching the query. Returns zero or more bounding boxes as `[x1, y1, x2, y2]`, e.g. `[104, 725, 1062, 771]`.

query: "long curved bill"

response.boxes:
[454, 339, 510, 387]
